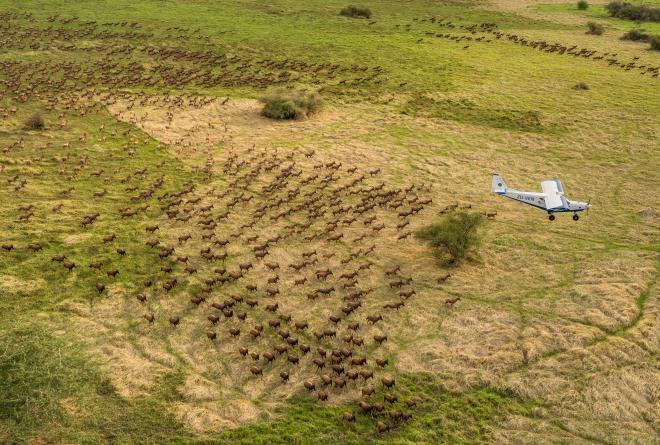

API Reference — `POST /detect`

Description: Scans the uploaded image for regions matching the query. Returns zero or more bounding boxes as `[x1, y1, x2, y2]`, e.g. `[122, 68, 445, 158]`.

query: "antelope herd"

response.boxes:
[2, 113, 447, 430]
[0, 20, 452, 425]
[412, 18, 659, 78]
[0, 11, 383, 110]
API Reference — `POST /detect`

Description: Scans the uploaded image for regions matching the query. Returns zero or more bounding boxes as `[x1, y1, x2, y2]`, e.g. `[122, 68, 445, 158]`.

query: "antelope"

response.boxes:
[382, 377, 395, 388]
[374, 334, 388, 344]
[437, 273, 451, 283]
[362, 386, 375, 396]
[445, 297, 461, 306]
[367, 314, 383, 324]
[384, 393, 398, 403]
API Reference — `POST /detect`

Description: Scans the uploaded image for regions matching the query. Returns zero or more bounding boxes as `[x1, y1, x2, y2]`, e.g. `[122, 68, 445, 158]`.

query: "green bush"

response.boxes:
[577, 0, 589, 10]
[650, 35, 660, 50]
[23, 111, 44, 130]
[339, 5, 372, 19]
[260, 88, 323, 120]
[606, 1, 660, 22]
[621, 28, 650, 41]
[586, 21, 604, 35]
[416, 211, 485, 264]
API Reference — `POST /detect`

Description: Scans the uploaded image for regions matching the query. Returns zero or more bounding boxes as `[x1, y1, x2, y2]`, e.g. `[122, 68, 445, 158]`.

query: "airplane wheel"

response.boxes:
[548, 214, 555, 221]
[573, 214, 579, 221]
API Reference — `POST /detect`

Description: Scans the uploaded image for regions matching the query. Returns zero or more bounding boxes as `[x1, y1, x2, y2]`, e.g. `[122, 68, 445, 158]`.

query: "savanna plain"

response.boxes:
[0, 0, 658, 444]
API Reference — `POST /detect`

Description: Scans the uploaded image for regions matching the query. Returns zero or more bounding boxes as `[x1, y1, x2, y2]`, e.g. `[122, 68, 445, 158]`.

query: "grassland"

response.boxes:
[536, 1, 660, 33]
[0, 1, 658, 444]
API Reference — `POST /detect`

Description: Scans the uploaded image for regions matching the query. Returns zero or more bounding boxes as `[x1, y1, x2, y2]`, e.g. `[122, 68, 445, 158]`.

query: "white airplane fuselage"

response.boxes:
[498, 189, 589, 213]
[491, 173, 590, 220]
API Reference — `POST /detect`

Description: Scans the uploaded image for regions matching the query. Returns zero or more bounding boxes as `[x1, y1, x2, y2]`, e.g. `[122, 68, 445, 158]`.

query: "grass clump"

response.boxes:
[261, 88, 323, 120]
[577, 0, 589, 11]
[606, 1, 660, 22]
[586, 21, 604, 35]
[620, 29, 660, 49]
[650, 35, 660, 50]
[621, 28, 650, 41]
[416, 211, 485, 265]
[22, 111, 44, 130]
[339, 5, 372, 19]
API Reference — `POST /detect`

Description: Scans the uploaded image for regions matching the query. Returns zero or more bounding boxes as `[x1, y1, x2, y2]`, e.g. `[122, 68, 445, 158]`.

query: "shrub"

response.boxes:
[650, 35, 660, 50]
[586, 21, 604, 35]
[260, 88, 323, 120]
[416, 211, 484, 265]
[577, 0, 589, 10]
[23, 111, 44, 130]
[621, 28, 650, 41]
[573, 82, 590, 90]
[606, 0, 623, 16]
[606, 2, 660, 22]
[339, 5, 372, 19]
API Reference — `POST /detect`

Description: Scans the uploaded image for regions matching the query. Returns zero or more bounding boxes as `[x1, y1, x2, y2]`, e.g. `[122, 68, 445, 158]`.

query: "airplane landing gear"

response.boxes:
[573, 213, 580, 221]
[548, 214, 556, 221]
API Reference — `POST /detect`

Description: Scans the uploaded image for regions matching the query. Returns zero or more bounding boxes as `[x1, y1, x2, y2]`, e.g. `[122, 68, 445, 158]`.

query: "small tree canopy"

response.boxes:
[416, 211, 485, 265]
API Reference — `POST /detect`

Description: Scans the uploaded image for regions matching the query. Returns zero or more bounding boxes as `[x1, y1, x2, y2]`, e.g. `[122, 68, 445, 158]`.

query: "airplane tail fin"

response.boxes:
[491, 173, 507, 194]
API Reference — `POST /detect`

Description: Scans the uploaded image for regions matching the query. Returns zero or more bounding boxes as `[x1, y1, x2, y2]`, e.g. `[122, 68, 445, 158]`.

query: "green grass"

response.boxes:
[0, 317, 191, 445]
[210, 377, 535, 445]
[0, 104, 200, 315]
[402, 96, 555, 133]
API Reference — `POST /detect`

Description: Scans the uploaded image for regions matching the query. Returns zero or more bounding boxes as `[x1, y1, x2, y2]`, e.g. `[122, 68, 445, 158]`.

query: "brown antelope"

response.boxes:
[445, 297, 461, 307]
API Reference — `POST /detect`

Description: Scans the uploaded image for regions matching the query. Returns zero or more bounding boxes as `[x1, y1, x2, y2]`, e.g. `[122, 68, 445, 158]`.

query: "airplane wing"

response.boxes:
[541, 180, 564, 209]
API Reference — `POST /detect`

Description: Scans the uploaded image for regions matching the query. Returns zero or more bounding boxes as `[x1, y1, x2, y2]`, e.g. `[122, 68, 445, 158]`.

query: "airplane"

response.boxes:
[491, 173, 590, 221]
